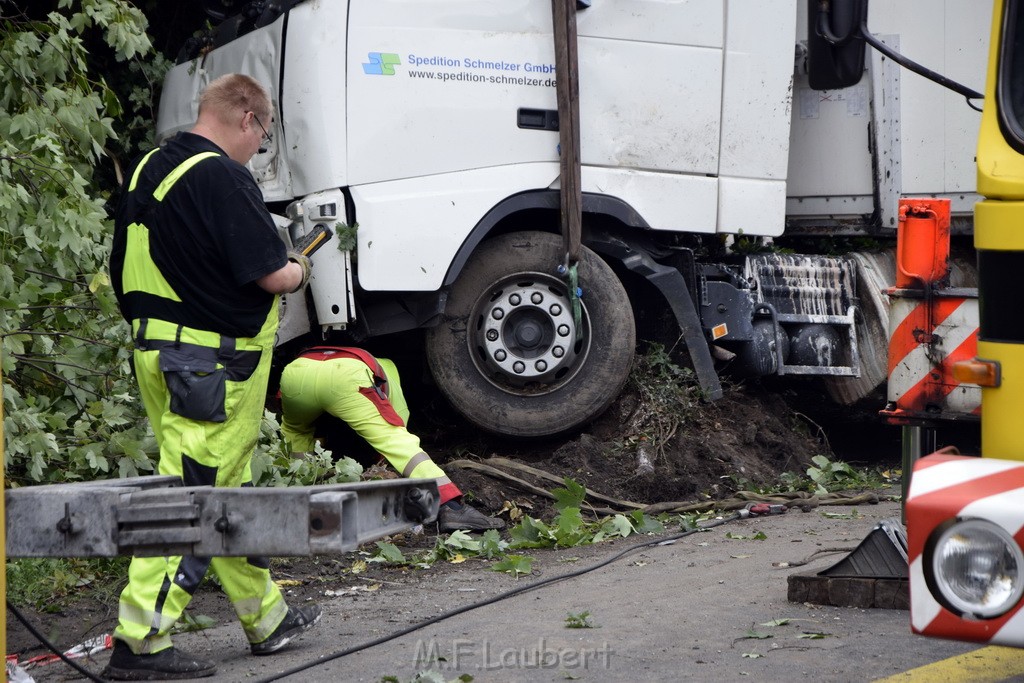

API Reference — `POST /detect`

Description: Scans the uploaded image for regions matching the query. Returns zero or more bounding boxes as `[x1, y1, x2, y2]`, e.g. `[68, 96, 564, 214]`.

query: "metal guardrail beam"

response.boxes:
[6, 476, 438, 558]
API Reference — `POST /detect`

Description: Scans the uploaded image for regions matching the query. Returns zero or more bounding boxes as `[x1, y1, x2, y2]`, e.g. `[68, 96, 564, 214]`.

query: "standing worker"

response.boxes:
[279, 347, 505, 532]
[107, 74, 320, 680]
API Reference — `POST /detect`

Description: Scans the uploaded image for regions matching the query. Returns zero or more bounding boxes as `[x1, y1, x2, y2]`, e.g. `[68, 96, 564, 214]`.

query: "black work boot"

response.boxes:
[438, 500, 506, 532]
[251, 604, 323, 655]
[102, 639, 216, 680]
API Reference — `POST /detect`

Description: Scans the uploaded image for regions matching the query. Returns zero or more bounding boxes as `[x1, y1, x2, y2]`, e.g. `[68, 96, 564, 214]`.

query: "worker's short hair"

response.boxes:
[199, 73, 272, 124]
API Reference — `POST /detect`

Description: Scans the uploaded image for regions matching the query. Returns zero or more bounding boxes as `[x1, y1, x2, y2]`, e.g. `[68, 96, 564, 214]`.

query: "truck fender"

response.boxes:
[441, 190, 648, 288]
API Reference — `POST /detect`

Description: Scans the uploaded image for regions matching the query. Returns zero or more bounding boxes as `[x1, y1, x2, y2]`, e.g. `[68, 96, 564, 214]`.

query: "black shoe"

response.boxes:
[251, 604, 323, 656]
[438, 501, 506, 532]
[102, 640, 216, 680]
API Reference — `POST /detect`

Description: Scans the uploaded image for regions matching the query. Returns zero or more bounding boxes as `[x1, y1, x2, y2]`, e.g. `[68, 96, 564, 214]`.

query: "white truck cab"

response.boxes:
[158, 0, 987, 437]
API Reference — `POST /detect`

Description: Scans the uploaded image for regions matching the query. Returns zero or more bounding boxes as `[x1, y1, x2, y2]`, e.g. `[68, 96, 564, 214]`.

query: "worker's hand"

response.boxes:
[287, 251, 312, 292]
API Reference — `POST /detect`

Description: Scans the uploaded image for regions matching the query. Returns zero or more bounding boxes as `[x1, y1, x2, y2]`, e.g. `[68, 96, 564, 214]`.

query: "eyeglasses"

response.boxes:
[252, 113, 273, 147]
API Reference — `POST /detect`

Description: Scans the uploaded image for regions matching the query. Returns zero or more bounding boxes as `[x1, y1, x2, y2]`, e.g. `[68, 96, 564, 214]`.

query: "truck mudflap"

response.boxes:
[6, 477, 438, 558]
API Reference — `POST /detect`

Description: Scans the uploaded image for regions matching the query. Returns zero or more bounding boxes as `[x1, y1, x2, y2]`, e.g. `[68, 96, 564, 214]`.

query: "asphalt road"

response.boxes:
[20, 496, 1009, 682]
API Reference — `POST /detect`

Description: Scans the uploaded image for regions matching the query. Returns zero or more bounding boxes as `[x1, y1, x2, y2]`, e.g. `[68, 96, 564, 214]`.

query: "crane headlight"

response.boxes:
[929, 519, 1024, 619]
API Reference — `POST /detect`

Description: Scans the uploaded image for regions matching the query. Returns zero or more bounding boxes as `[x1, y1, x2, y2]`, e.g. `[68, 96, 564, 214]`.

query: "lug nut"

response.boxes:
[513, 361, 525, 374]
[553, 346, 564, 358]
[536, 360, 547, 371]
[486, 329, 499, 341]
[495, 350, 507, 361]
[557, 324, 570, 337]
[550, 304, 562, 316]
[509, 294, 521, 306]
[492, 308, 504, 320]
[531, 292, 543, 304]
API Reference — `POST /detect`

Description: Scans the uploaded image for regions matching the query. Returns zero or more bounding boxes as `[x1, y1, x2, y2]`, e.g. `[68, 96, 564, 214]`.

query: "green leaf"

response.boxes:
[445, 530, 481, 553]
[372, 542, 407, 565]
[333, 456, 363, 481]
[491, 554, 534, 577]
[477, 529, 508, 559]
[553, 507, 587, 546]
[509, 516, 552, 549]
[172, 612, 216, 634]
[811, 455, 831, 468]
[552, 477, 586, 510]
[565, 611, 599, 629]
[629, 509, 665, 534]
[604, 514, 634, 539]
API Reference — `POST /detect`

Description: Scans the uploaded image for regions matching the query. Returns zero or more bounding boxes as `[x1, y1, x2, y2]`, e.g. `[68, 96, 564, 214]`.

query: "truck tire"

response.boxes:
[426, 231, 636, 438]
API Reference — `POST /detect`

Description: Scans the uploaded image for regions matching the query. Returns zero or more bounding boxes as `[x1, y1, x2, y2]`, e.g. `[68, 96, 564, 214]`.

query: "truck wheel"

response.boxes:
[426, 231, 635, 438]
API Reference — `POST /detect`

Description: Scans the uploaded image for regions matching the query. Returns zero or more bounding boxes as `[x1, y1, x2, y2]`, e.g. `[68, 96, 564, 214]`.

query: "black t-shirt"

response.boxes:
[111, 132, 287, 338]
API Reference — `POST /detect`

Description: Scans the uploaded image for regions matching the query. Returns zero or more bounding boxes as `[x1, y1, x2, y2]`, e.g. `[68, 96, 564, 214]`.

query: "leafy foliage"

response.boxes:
[775, 454, 888, 495]
[616, 344, 702, 462]
[6, 556, 129, 611]
[1, 0, 156, 485]
[250, 410, 363, 487]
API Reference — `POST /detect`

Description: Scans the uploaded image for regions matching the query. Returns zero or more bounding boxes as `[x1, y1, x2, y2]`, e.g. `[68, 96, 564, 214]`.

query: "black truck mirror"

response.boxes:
[807, 0, 869, 90]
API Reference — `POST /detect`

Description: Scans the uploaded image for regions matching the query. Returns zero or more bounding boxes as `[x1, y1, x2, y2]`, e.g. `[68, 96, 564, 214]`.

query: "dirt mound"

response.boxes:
[435, 379, 828, 518]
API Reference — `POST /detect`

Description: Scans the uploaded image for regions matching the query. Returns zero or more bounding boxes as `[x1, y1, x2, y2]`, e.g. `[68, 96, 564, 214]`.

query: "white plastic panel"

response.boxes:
[157, 67, 202, 141]
[280, 1, 350, 196]
[351, 163, 561, 291]
[579, 37, 723, 175]
[577, 0, 723, 48]
[719, 0, 797, 181]
[718, 177, 787, 236]
[582, 168, 718, 234]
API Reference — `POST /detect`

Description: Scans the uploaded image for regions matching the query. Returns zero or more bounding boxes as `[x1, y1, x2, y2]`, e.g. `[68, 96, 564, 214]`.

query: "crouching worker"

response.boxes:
[279, 346, 505, 532]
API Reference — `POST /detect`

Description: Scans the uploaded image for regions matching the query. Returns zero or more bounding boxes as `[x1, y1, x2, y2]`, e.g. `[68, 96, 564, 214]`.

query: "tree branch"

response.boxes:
[13, 359, 92, 406]
[23, 269, 85, 286]
[5, 330, 120, 350]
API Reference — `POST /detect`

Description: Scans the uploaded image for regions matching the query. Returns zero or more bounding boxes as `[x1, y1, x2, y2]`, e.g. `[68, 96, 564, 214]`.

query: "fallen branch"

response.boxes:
[445, 459, 620, 516]
[455, 456, 645, 510]
[447, 456, 882, 519]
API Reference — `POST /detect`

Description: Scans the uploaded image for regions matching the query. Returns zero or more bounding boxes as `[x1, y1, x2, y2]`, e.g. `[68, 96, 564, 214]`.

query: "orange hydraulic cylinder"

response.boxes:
[895, 199, 952, 288]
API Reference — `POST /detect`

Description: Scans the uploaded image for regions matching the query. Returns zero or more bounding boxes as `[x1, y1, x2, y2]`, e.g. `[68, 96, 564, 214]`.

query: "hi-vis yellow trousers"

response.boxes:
[114, 313, 286, 654]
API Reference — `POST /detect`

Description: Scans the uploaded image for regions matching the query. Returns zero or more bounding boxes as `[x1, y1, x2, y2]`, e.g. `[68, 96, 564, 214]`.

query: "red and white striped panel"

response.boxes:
[887, 296, 980, 417]
[907, 454, 1024, 645]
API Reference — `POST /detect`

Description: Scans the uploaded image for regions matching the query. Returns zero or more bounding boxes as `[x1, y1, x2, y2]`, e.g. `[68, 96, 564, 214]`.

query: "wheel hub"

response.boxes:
[471, 273, 588, 393]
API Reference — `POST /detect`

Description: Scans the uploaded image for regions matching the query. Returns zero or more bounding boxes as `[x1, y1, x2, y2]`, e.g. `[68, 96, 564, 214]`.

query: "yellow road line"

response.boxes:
[874, 646, 1024, 682]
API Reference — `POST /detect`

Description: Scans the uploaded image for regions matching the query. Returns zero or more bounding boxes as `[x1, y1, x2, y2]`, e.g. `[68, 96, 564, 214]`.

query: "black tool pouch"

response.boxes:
[159, 348, 227, 423]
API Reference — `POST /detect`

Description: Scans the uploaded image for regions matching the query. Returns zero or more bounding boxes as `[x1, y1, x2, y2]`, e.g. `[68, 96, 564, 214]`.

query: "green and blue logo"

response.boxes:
[363, 52, 401, 75]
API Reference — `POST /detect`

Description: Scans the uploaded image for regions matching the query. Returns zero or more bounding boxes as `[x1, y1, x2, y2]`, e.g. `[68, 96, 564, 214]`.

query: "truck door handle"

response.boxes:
[518, 108, 559, 131]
